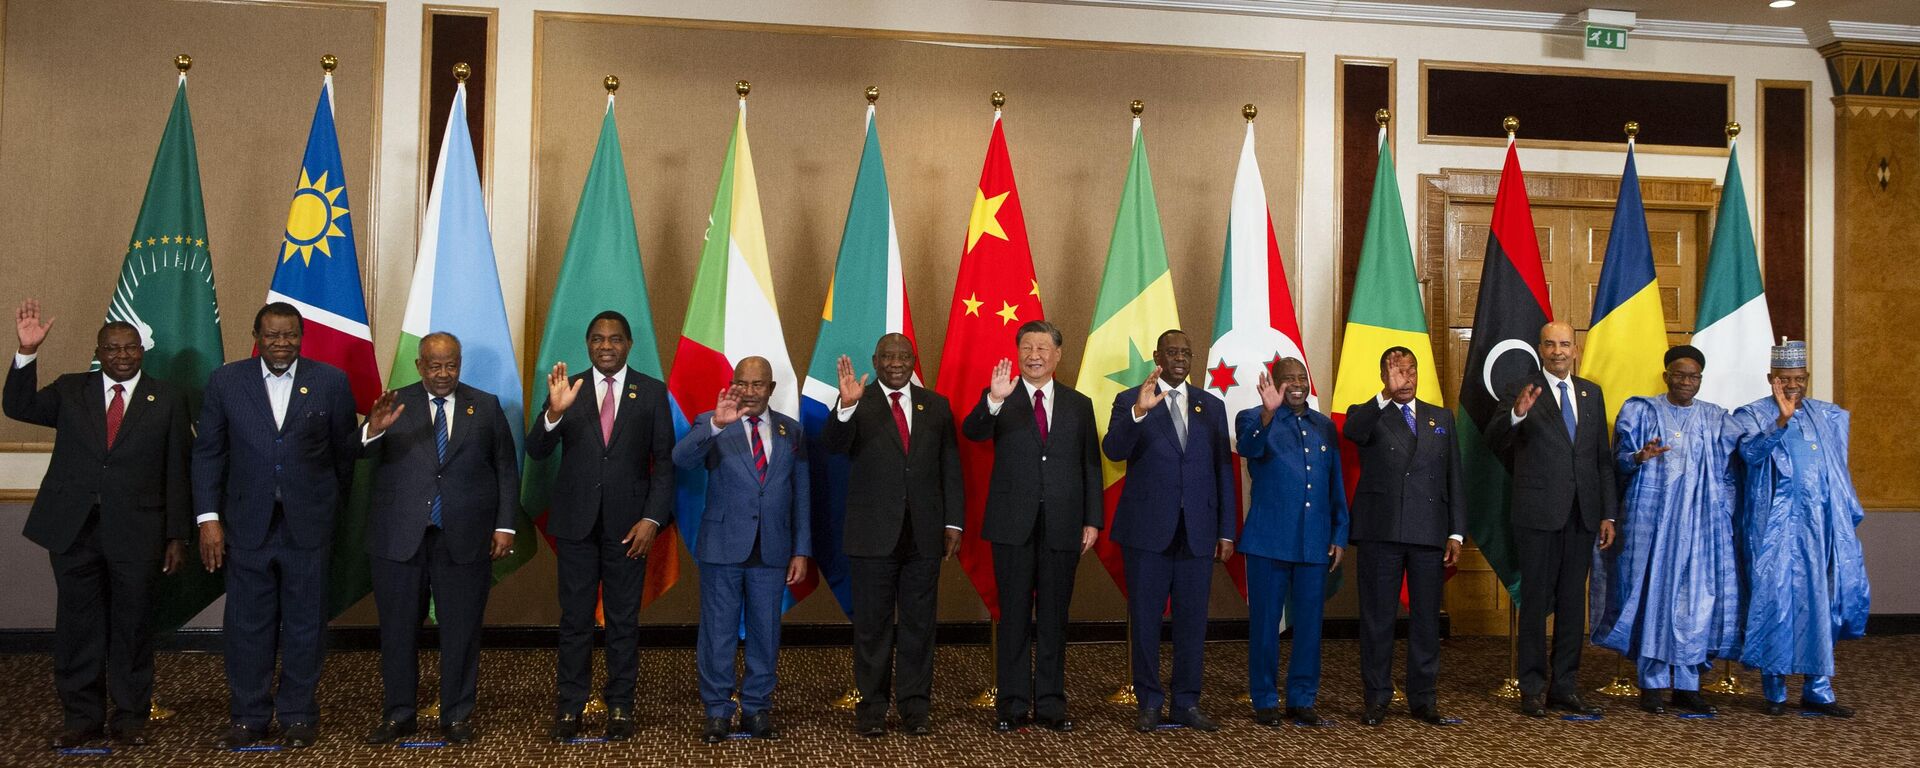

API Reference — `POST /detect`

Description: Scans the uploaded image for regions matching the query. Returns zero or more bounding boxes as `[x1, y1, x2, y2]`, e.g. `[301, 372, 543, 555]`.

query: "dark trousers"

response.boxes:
[1122, 522, 1212, 714]
[849, 522, 940, 724]
[1245, 554, 1325, 710]
[48, 512, 159, 732]
[1515, 506, 1594, 700]
[370, 526, 492, 723]
[553, 517, 646, 714]
[991, 512, 1080, 720]
[224, 510, 330, 728]
[1355, 541, 1445, 709]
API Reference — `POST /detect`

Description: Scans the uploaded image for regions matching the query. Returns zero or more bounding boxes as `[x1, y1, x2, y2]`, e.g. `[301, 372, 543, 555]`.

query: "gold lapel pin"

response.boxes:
[466, 405, 475, 415]
[915, 403, 925, 411]
[627, 392, 637, 399]
[1428, 419, 1435, 426]
[1193, 404, 1202, 413]
[299, 386, 309, 394]
[627, 382, 638, 390]
[778, 424, 788, 436]
[146, 394, 156, 402]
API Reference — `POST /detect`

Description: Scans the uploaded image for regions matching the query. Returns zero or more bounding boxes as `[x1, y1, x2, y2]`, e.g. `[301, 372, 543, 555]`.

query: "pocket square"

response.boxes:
[1433, 426, 1448, 435]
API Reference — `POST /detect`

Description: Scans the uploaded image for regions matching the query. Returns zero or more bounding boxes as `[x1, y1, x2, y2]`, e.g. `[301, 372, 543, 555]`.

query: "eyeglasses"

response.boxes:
[97, 344, 142, 356]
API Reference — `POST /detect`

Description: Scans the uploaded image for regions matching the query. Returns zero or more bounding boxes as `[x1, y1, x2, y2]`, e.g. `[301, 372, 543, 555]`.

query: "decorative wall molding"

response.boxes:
[1810, 21, 1920, 49]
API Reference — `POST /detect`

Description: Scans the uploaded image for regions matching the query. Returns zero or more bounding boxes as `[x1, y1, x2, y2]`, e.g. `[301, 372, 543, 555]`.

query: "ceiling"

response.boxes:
[1414, 0, 1918, 29]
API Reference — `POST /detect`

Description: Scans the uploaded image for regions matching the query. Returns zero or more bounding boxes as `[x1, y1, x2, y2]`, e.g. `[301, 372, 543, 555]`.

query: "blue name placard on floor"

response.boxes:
[1561, 714, 1604, 722]
[1677, 713, 1716, 720]
[232, 745, 284, 752]
[565, 736, 610, 744]
[58, 747, 112, 756]
[398, 739, 450, 748]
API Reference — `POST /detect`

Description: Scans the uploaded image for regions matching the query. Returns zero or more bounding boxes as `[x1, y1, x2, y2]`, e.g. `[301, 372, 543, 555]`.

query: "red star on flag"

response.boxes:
[1207, 359, 1239, 395]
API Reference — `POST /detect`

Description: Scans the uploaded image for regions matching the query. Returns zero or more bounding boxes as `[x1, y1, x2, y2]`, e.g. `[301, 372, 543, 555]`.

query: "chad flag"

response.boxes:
[1578, 139, 1668, 428]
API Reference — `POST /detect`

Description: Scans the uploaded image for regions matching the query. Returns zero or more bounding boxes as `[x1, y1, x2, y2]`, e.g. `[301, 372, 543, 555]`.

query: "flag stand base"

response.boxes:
[970, 687, 998, 709]
[1492, 678, 1523, 700]
[149, 698, 175, 721]
[1595, 657, 1639, 696]
[1703, 665, 1747, 695]
[421, 699, 440, 723]
[832, 686, 862, 710]
[1392, 686, 1407, 706]
[1106, 684, 1138, 706]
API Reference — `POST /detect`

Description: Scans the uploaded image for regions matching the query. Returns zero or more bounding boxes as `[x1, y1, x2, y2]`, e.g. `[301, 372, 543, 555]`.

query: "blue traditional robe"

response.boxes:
[1591, 396, 1741, 671]
[1729, 396, 1870, 677]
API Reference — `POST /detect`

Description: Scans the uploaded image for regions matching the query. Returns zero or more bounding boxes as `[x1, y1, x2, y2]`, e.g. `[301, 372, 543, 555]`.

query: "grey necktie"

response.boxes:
[1167, 388, 1187, 449]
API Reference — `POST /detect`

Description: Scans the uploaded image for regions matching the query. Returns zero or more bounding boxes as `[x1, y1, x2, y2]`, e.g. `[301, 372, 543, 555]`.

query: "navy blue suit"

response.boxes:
[674, 410, 810, 720]
[1102, 382, 1235, 715]
[191, 357, 357, 729]
[1236, 404, 1348, 710]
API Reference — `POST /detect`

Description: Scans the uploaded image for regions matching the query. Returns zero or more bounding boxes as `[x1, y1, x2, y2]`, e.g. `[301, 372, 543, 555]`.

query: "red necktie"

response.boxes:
[1033, 389, 1049, 442]
[748, 415, 768, 484]
[105, 383, 125, 449]
[889, 391, 911, 453]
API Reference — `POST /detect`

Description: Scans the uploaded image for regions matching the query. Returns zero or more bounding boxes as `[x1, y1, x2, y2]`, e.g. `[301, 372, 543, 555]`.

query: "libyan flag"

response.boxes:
[115, 72, 227, 632]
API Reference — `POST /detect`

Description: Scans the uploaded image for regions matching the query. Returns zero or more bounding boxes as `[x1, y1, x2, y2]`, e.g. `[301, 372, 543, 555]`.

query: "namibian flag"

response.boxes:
[1578, 138, 1668, 428]
[1456, 137, 1552, 598]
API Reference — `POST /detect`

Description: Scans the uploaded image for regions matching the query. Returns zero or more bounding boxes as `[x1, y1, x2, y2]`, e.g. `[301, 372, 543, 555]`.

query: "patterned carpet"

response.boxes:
[0, 636, 1905, 767]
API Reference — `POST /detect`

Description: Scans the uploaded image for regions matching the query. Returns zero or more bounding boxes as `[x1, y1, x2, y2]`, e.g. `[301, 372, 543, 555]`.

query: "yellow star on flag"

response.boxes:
[1029, 279, 1041, 298]
[995, 300, 1020, 326]
[961, 292, 983, 316]
[966, 188, 1010, 253]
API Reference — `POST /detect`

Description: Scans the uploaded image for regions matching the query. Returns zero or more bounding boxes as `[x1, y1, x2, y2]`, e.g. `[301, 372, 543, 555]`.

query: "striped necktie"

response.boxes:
[748, 415, 768, 485]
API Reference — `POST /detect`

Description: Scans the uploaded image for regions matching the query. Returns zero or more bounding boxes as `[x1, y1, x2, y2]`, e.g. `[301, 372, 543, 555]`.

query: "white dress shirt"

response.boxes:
[361, 390, 515, 534]
[986, 378, 1054, 434]
[1510, 369, 1576, 426]
[835, 382, 911, 434]
[16, 352, 145, 410]
[1130, 380, 1188, 423]
[1374, 393, 1463, 544]
[262, 358, 299, 430]
[545, 366, 629, 429]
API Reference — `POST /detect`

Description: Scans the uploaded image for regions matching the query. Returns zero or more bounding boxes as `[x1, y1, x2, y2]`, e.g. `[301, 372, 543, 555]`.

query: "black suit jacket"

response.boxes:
[524, 368, 674, 540]
[5, 361, 191, 561]
[960, 383, 1103, 551]
[1483, 373, 1619, 532]
[362, 382, 519, 564]
[192, 357, 358, 550]
[1342, 397, 1465, 548]
[823, 383, 964, 559]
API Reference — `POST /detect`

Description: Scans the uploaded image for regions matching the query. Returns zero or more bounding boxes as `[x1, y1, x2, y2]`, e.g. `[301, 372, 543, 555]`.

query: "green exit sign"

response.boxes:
[1586, 25, 1628, 50]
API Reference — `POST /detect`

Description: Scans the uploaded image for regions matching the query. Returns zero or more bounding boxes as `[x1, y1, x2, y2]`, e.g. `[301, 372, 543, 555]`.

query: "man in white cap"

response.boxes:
[1729, 340, 1869, 717]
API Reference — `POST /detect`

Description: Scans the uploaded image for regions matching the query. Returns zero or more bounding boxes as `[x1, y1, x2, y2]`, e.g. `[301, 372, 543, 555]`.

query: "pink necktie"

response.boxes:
[600, 376, 617, 444]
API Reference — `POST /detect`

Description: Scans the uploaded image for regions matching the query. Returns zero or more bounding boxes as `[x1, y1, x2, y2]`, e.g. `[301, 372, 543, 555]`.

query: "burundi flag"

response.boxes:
[799, 99, 916, 615]
[1456, 137, 1552, 598]
[1203, 114, 1311, 599]
[1579, 137, 1668, 428]
[524, 90, 686, 601]
[934, 106, 1041, 620]
[1693, 138, 1772, 409]
[119, 70, 226, 632]
[386, 79, 534, 586]
[265, 73, 388, 616]
[667, 92, 801, 606]
[1080, 114, 1182, 594]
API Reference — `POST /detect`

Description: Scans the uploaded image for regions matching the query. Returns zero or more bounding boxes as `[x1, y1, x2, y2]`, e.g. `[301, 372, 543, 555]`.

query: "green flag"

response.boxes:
[115, 75, 227, 632]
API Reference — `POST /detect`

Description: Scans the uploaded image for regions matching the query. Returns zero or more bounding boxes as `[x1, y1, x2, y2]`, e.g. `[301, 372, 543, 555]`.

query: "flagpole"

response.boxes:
[1493, 599, 1522, 699]
[1106, 617, 1138, 705]
[1590, 120, 1643, 701]
[970, 621, 999, 708]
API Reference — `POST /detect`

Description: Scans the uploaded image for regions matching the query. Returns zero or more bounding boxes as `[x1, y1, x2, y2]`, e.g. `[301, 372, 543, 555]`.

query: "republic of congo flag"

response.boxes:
[387, 78, 532, 584]
[120, 69, 226, 632]
[1080, 115, 1182, 594]
[799, 100, 916, 614]
[1203, 115, 1312, 599]
[1456, 138, 1552, 598]
[667, 94, 801, 605]
[1693, 138, 1772, 410]
[523, 90, 686, 604]
[263, 72, 389, 616]
[1578, 138, 1668, 428]
[934, 109, 1041, 620]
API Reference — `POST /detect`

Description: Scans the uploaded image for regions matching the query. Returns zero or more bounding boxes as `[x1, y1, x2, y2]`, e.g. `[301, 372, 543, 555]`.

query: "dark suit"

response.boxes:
[822, 383, 962, 725]
[961, 382, 1101, 721]
[674, 410, 810, 719]
[361, 383, 518, 725]
[1343, 397, 1465, 710]
[523, 367, 674, 715]
[5, 360, 190, 733]
[1102, 383, 1235, 715]
[192, 357, 357, 729]
[1483, 373, 1619, 700]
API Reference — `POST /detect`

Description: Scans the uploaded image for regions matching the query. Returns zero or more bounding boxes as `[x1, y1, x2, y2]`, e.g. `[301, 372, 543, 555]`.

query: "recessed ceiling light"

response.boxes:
[1769, 0, 1796, 8]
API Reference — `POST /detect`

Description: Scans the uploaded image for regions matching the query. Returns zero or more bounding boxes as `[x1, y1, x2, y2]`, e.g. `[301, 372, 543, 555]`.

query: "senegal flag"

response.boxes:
[1079, 114, 1182, 594]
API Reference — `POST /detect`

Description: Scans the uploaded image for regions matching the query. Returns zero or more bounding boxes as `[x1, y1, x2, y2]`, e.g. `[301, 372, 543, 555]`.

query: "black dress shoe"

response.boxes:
[1801, 699, 1855, 718]
[993, 714, 1031, 733]
[50, 726, 102, 750]
[364, 718, 417, 744]
[283, 722, 318, 749]
[1253, 708, 1283, 727]
[605, 708, 635, 741]
[444, 720, 475, 745]
[1548, 695, 1604, 716]
[1170, 707, 1220, 732]
[1519, 695, 1548, 718]
[1034, 715, 1073, 732]
[1765, 701, 1787, 716]
[703, 716, 731, 744]
[1639, 689, 1668, 715]
[856, 719, 887, 738]
[1134, 709, 1162, 732]
[1410, 706, 1449, 726]
[1670, 690, 1717, 715]
[1287, 706, 1322, 726]
[218, 724, 265, 749]
[550, 713, 581, 741]
[113, 724, 150, 747]
[744, 712, 779, 740]
[903, 714, 932, 736]
[1361, 705, 1388, 726]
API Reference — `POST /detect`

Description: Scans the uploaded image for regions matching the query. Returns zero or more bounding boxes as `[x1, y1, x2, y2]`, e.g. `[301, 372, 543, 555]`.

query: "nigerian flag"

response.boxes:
[119, 71, 227, 632]
[1693, 139, 1772, 409]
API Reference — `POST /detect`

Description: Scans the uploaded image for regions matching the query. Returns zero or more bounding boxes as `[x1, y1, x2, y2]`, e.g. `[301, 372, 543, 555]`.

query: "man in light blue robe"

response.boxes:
[1729, 340, 1869, 717]
[1592, 345, 1739, 716]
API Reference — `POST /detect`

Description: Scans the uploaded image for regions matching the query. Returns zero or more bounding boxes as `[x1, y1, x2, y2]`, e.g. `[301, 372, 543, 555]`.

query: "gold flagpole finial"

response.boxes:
[1375, 108, 1391, 126]
[736, 80, 752, 99]
[174, 54, 192, 73]
[604, 75, 620, 94]
[1624, 121, 1640, 139]
[1242, 103, 1258, 122]
[452, 62, 471, 83]
[1503, 115, 1520, 136]
[865, 85, 879, 104]
[991, 90, 1006, 109]
[320, 54, 338, 74]
[1725, 121, 1742, 139]
[1130, 99, 1145, 117]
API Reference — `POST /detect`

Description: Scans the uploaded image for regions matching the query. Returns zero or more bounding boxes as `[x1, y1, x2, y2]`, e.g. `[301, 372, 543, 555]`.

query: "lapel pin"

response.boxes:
[1192, 404, 1202, 413]
[1580, 390, 1588, 397]
[915, 403, 925, 411]
[146, 394, 156, 402]
[1428, 419, 1435, 426]
[627, 392, 637, 399]
[466, 405, 475, 415]
[778, 424, 788, 436]
[627, 382, 638, 390]
[299, 386, 309, 394]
